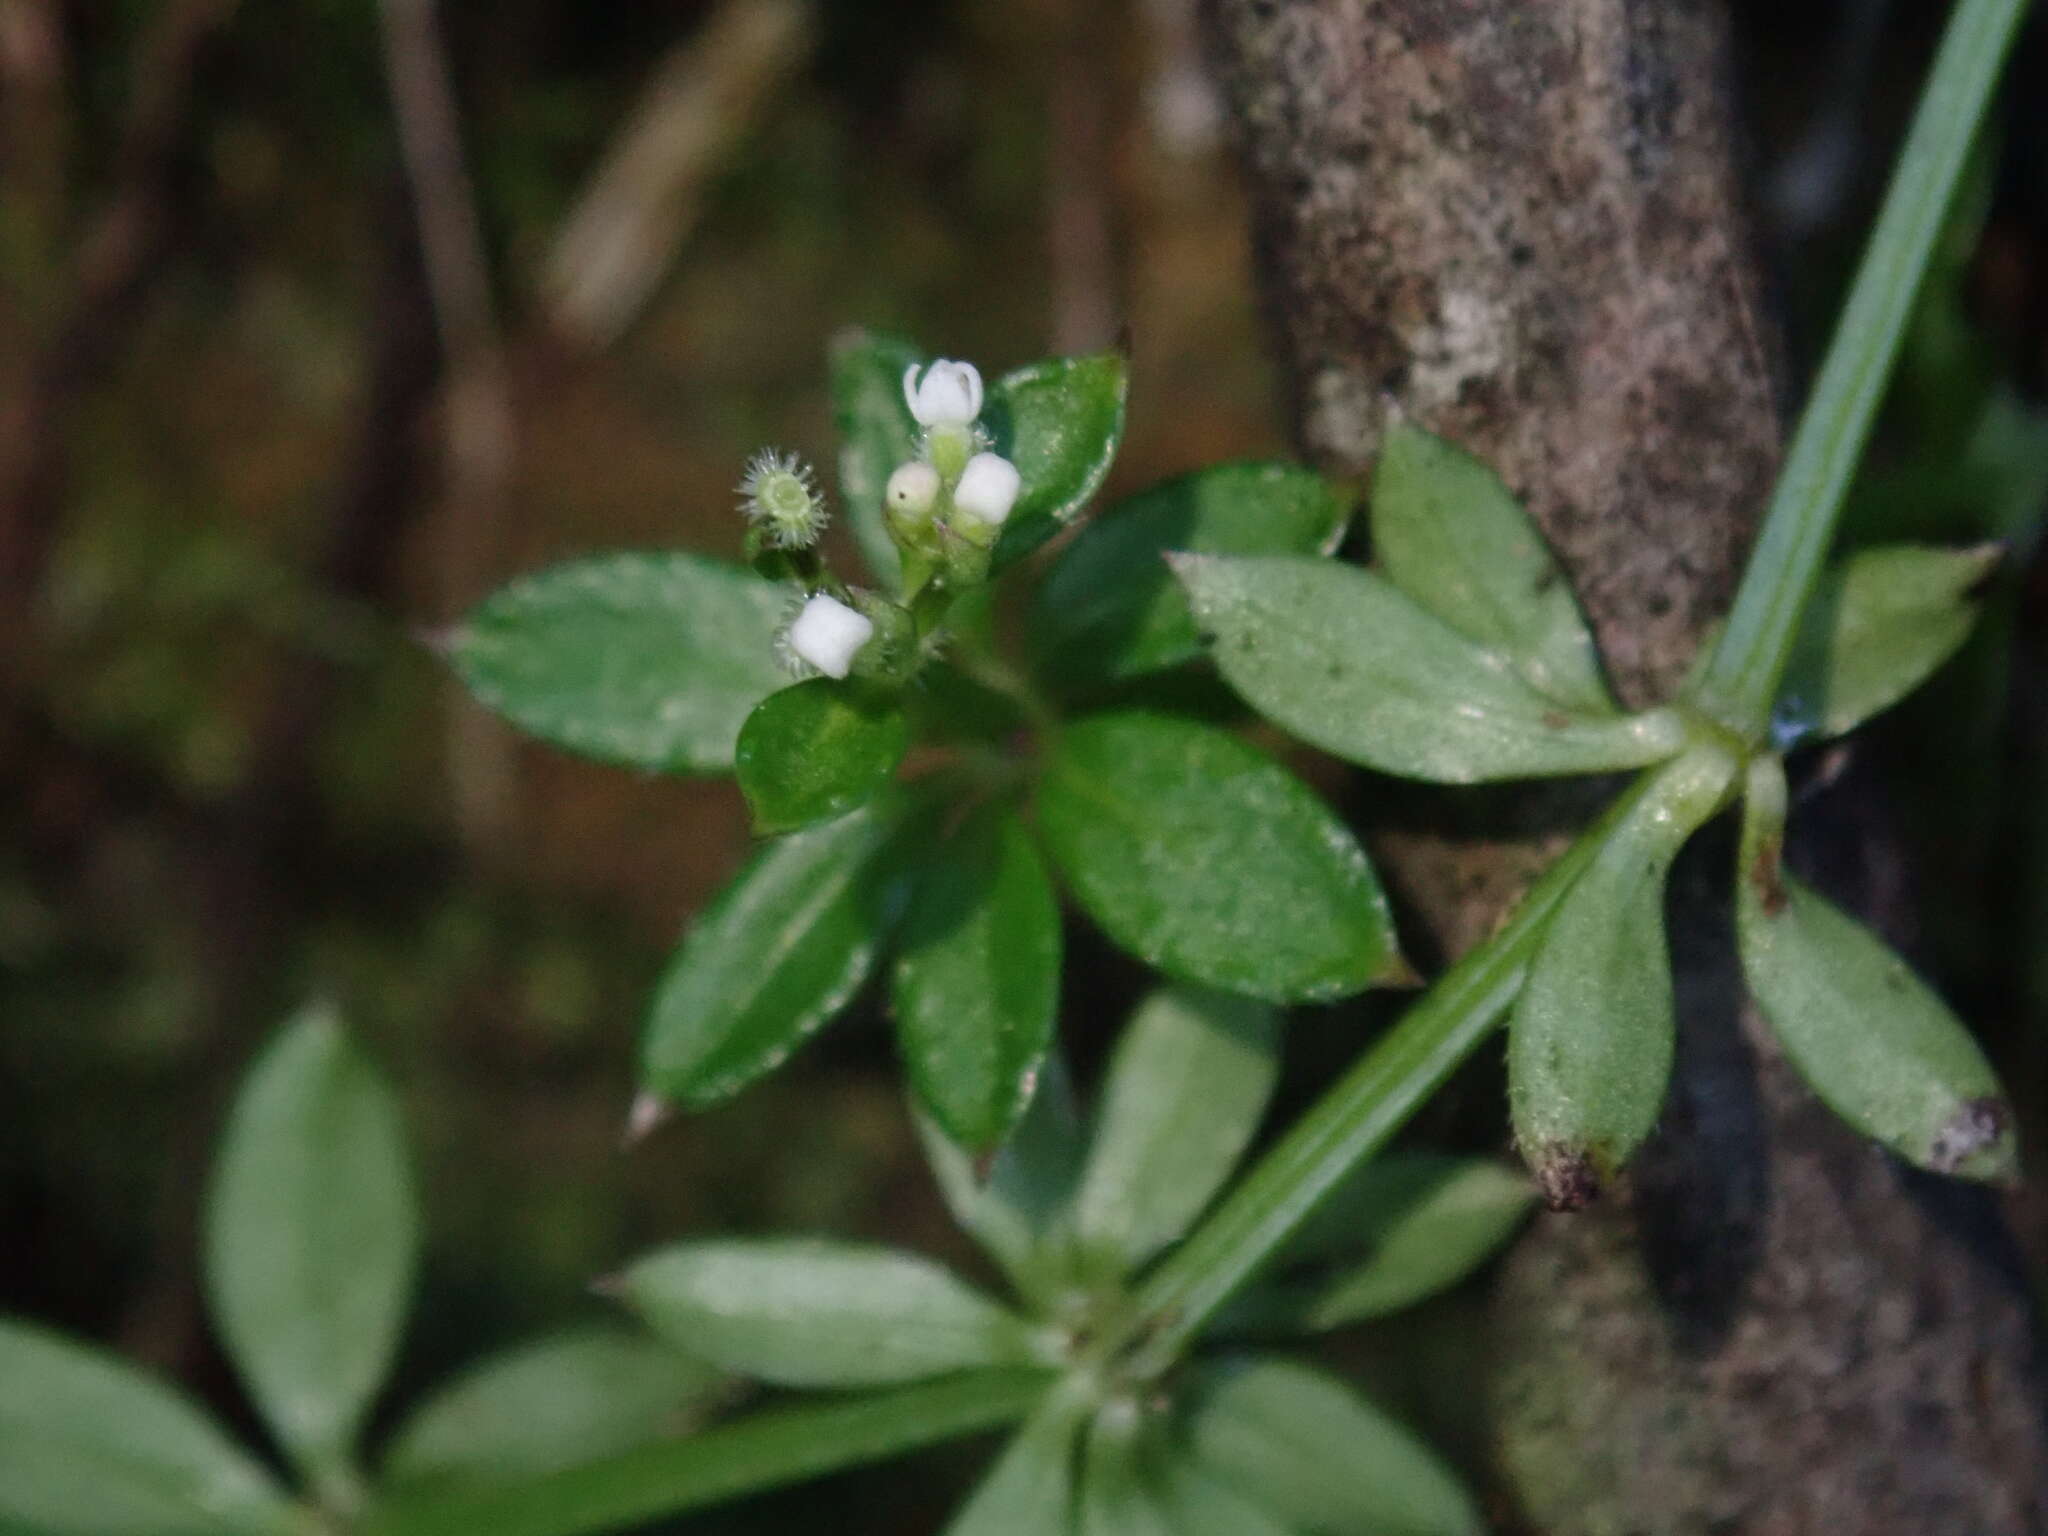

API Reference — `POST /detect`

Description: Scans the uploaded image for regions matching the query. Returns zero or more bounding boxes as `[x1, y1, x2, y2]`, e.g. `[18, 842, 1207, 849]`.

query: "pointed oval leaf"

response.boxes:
[1174, 554, 1685, 783]
[914, 1056, 1088, 1302]
[381, 1327, 721, 1489]
[616, 1239, 1039, 1388]
[1030, 461, 1353, 693]
[1737, 756, 2015, 1180]
[641, 790, 917, 1107]
[831, 328, 924, 588]
[1371, 421, 1614, 713]
[448, 553, 790, 773]
[1039, 711, 1402, 1001]
[894, 803, 1063, 1150]
[1226, 1154, 1534, 1335]
[987, 351, 1130, 568]
[1152, 1450, 1297, 1536]
[736, 679, 910, 836]
[1508, 749, 1735, 1206]
[205, 1005, 418, 1477]
[1180, 1356, 1482, 1536]
[1073, 986, 1280, 1274]
[942, 1394, 1084, 1536]
[1770, 543, 2000, 746]
[0, 1320, 294, 1536]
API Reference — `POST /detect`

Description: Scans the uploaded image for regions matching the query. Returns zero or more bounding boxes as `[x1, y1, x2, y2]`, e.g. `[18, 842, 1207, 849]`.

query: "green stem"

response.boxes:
[1690, 0, 2029, 740]
[361, 1370, 1049, 1536]
[1125, 775, 1658, 1362]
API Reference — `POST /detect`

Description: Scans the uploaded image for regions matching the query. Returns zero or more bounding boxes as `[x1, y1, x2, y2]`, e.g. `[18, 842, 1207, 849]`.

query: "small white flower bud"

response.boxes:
[786, 594, 874, 679]
[951, 452, 1022, 526]
[885, 461, 941, 522]
[902, 360, 984, 428]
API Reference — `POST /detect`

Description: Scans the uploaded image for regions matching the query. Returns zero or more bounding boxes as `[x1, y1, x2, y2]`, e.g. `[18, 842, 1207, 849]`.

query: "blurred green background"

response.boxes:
[2, 2, 2044, 1529]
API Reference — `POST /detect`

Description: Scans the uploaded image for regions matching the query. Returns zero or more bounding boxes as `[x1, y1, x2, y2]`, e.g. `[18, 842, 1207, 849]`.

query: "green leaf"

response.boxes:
[1222, 1155, 1534, 1335]
[0, 1320, 294, 1536]
[831, 329, 924, 588]
[1175, 554, 1685, 784]
[641, 789, 916, 1106]
[914, 1056, 1088, 1301]
[735, 679, 910, 835]
[1151, 1449, 1296, 1536]
[1770, 543, 2000, 746]
[1736, 756, 2015, 1180]
[987, 351, 1130, 568]
[894, 802, 1063, 1150]
[1371, 421, 1614, 713]
[361, 1372, 1048, 1536]
[448, 553, 790, 774]
[1078, 1415, 1174, 1536]
[1179, 1356, 1481, 1536]
[381, 1328, 721, 1489]
[941, 1394, 1083, 1536]
[1038, 711, 1402, 1001]
[1073, 986, 1281, 1274]
[1030, 461, 1352, 693]
[1507, 747, 1736, 1206]
[205, 1004, 418, 1479]
[616, 1239, 1039, 1388]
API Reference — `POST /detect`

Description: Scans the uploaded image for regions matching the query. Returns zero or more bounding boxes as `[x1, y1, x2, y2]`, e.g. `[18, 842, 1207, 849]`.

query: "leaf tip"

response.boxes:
[1530, 1146, 1603, 1211]
[1374, 947, 1425, 990]
[622, 1091, 675, 1149]
[589, 1270, 630, 1301]
[413, 623, 461, 660]
[1927, 1095, 2017, 1182]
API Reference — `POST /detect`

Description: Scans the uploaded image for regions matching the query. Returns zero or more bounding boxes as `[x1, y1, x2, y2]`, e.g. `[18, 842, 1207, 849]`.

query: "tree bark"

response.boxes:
[1198, 2, 2048, 1531]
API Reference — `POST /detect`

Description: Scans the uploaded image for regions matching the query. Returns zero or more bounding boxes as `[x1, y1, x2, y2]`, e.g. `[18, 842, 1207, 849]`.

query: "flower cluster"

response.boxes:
[744, 358, 1021, 683]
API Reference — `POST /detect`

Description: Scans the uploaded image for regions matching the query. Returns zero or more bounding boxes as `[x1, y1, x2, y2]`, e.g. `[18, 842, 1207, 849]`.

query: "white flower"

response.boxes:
[885, 461, 941, 521]
[951, 452, 1022, 526]
[902, 360, 984, 428]
[786, 594, 874, 679]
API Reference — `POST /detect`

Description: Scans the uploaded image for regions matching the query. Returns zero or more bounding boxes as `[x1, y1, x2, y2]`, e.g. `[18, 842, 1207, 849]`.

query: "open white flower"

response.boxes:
[952, 452, 1022, 527]
[786, 594, 874, 679]
[902, 360, 984, 428]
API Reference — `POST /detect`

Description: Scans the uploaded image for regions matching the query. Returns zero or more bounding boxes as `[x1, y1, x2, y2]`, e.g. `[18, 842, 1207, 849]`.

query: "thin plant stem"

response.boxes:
[1689, 0, 2031, 740]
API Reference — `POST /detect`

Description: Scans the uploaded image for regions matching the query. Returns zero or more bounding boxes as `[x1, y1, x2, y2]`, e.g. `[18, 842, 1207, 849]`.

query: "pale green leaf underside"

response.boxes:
[1176, 554, 1683, 784]
[1073, 986, 1280, 1275]
[1371, 421, 1614, 714]
[204, 1004, 418, 1477]
[0, 1320, 293, 1536]
[381, 1327, 722, 1489]
[619, 1239, 1037, 1388]
[1737, 758, 2014, 1180]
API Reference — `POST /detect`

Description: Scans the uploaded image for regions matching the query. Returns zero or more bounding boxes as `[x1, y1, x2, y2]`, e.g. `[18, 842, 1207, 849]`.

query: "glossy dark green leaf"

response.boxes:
[0, 1320, 294, 1536]
[1771, 543, 2000, 746]
[1038, 711, 1402, 1001]
[831, 328, 924, 587]
[915, 1056, 1088, 1303]
[641, 791, 916, 1107]
[448, 553, 790, 773]
[1507, 748, 1736, 1206]
[205, 1005, 418, 1479]
[1736, 756, 2015, 1180]
[1371, 421, 1614, 713]
[617, 1239, 1039, 1388]
[907, 661, 1032, 745]
[1174, 554, 1685, 784]
[1030, 461, 1352, 692]
[941, 1395, 1084, 1536]
[987, 351, 1130, 568]
[1073, 986, 1280, 1274]
[735, 679, 909, 835]
[1180, 1356, 1481, 1536]
[894, 803, 1062, 1150]
[1222, 1155, 1534, 1335]
[381, 1328, 721, 1489]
